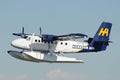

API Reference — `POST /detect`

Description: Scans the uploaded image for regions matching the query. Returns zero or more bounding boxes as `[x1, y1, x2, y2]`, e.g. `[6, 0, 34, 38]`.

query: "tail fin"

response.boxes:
[89, 22, 112, 51]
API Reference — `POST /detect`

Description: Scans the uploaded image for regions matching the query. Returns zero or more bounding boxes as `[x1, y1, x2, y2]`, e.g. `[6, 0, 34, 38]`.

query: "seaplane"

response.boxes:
[8, 22, 112, 63]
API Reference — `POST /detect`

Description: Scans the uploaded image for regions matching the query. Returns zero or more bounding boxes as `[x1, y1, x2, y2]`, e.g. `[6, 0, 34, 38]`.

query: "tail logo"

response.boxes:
[98, 28, 109, 37]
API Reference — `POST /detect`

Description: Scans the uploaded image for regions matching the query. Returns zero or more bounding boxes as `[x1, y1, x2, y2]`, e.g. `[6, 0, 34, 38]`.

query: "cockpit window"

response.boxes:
[26, 37, 31, 41]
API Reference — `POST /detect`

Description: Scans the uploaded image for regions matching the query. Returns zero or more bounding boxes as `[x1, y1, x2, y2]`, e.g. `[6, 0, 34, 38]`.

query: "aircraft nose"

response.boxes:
[11, 39, 21, 48]
[11, 39, 27, 49]
[11, 38, 30, 49]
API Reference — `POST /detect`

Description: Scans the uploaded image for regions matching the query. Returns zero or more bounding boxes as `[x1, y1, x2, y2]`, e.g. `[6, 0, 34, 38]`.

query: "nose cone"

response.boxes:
[11, 38, 29, 49]
[11, 39, 19, 47]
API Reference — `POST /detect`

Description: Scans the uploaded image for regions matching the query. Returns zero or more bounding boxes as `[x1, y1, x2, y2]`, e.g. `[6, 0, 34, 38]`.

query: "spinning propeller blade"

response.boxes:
[39, 27, 43, 37]
[22, 27, 24, 35]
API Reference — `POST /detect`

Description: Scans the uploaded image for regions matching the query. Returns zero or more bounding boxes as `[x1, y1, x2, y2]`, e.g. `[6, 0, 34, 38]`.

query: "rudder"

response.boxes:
[89, 22, 112, 51]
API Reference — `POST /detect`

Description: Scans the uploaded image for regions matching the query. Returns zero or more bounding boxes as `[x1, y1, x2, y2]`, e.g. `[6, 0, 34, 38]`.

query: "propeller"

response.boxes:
[39, 27, 47, 39]
[40, 27, 42, 36]
[13, 27, 27, 38]
[22, 27, 24, 35]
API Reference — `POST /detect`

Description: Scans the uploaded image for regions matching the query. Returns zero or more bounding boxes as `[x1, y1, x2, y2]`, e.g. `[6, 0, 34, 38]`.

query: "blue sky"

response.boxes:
[0, 0, 120, 80]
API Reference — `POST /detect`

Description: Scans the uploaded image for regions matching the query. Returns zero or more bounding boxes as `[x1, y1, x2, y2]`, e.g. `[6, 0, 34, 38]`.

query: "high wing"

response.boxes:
[41, 33, 88, 42]
[12, 27, 88, 41]
[54, 33, 88, 40]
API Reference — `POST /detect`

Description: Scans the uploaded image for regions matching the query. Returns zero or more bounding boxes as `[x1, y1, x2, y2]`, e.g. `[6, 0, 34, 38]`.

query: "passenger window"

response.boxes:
[65, 43, 67, 45]
[35, 40, 37, 42]
[54, 42, 57, 44]
[38, 40, 40, 42]
[51, 41, 53, 44]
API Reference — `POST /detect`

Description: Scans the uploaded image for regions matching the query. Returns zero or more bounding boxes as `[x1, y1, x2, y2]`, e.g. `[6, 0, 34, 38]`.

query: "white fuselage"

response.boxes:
[11, 35, 89, 53]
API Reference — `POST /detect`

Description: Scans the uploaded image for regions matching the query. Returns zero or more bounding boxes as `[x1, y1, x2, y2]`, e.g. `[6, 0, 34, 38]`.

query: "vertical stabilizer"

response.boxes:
[89, 22, 112, 51]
